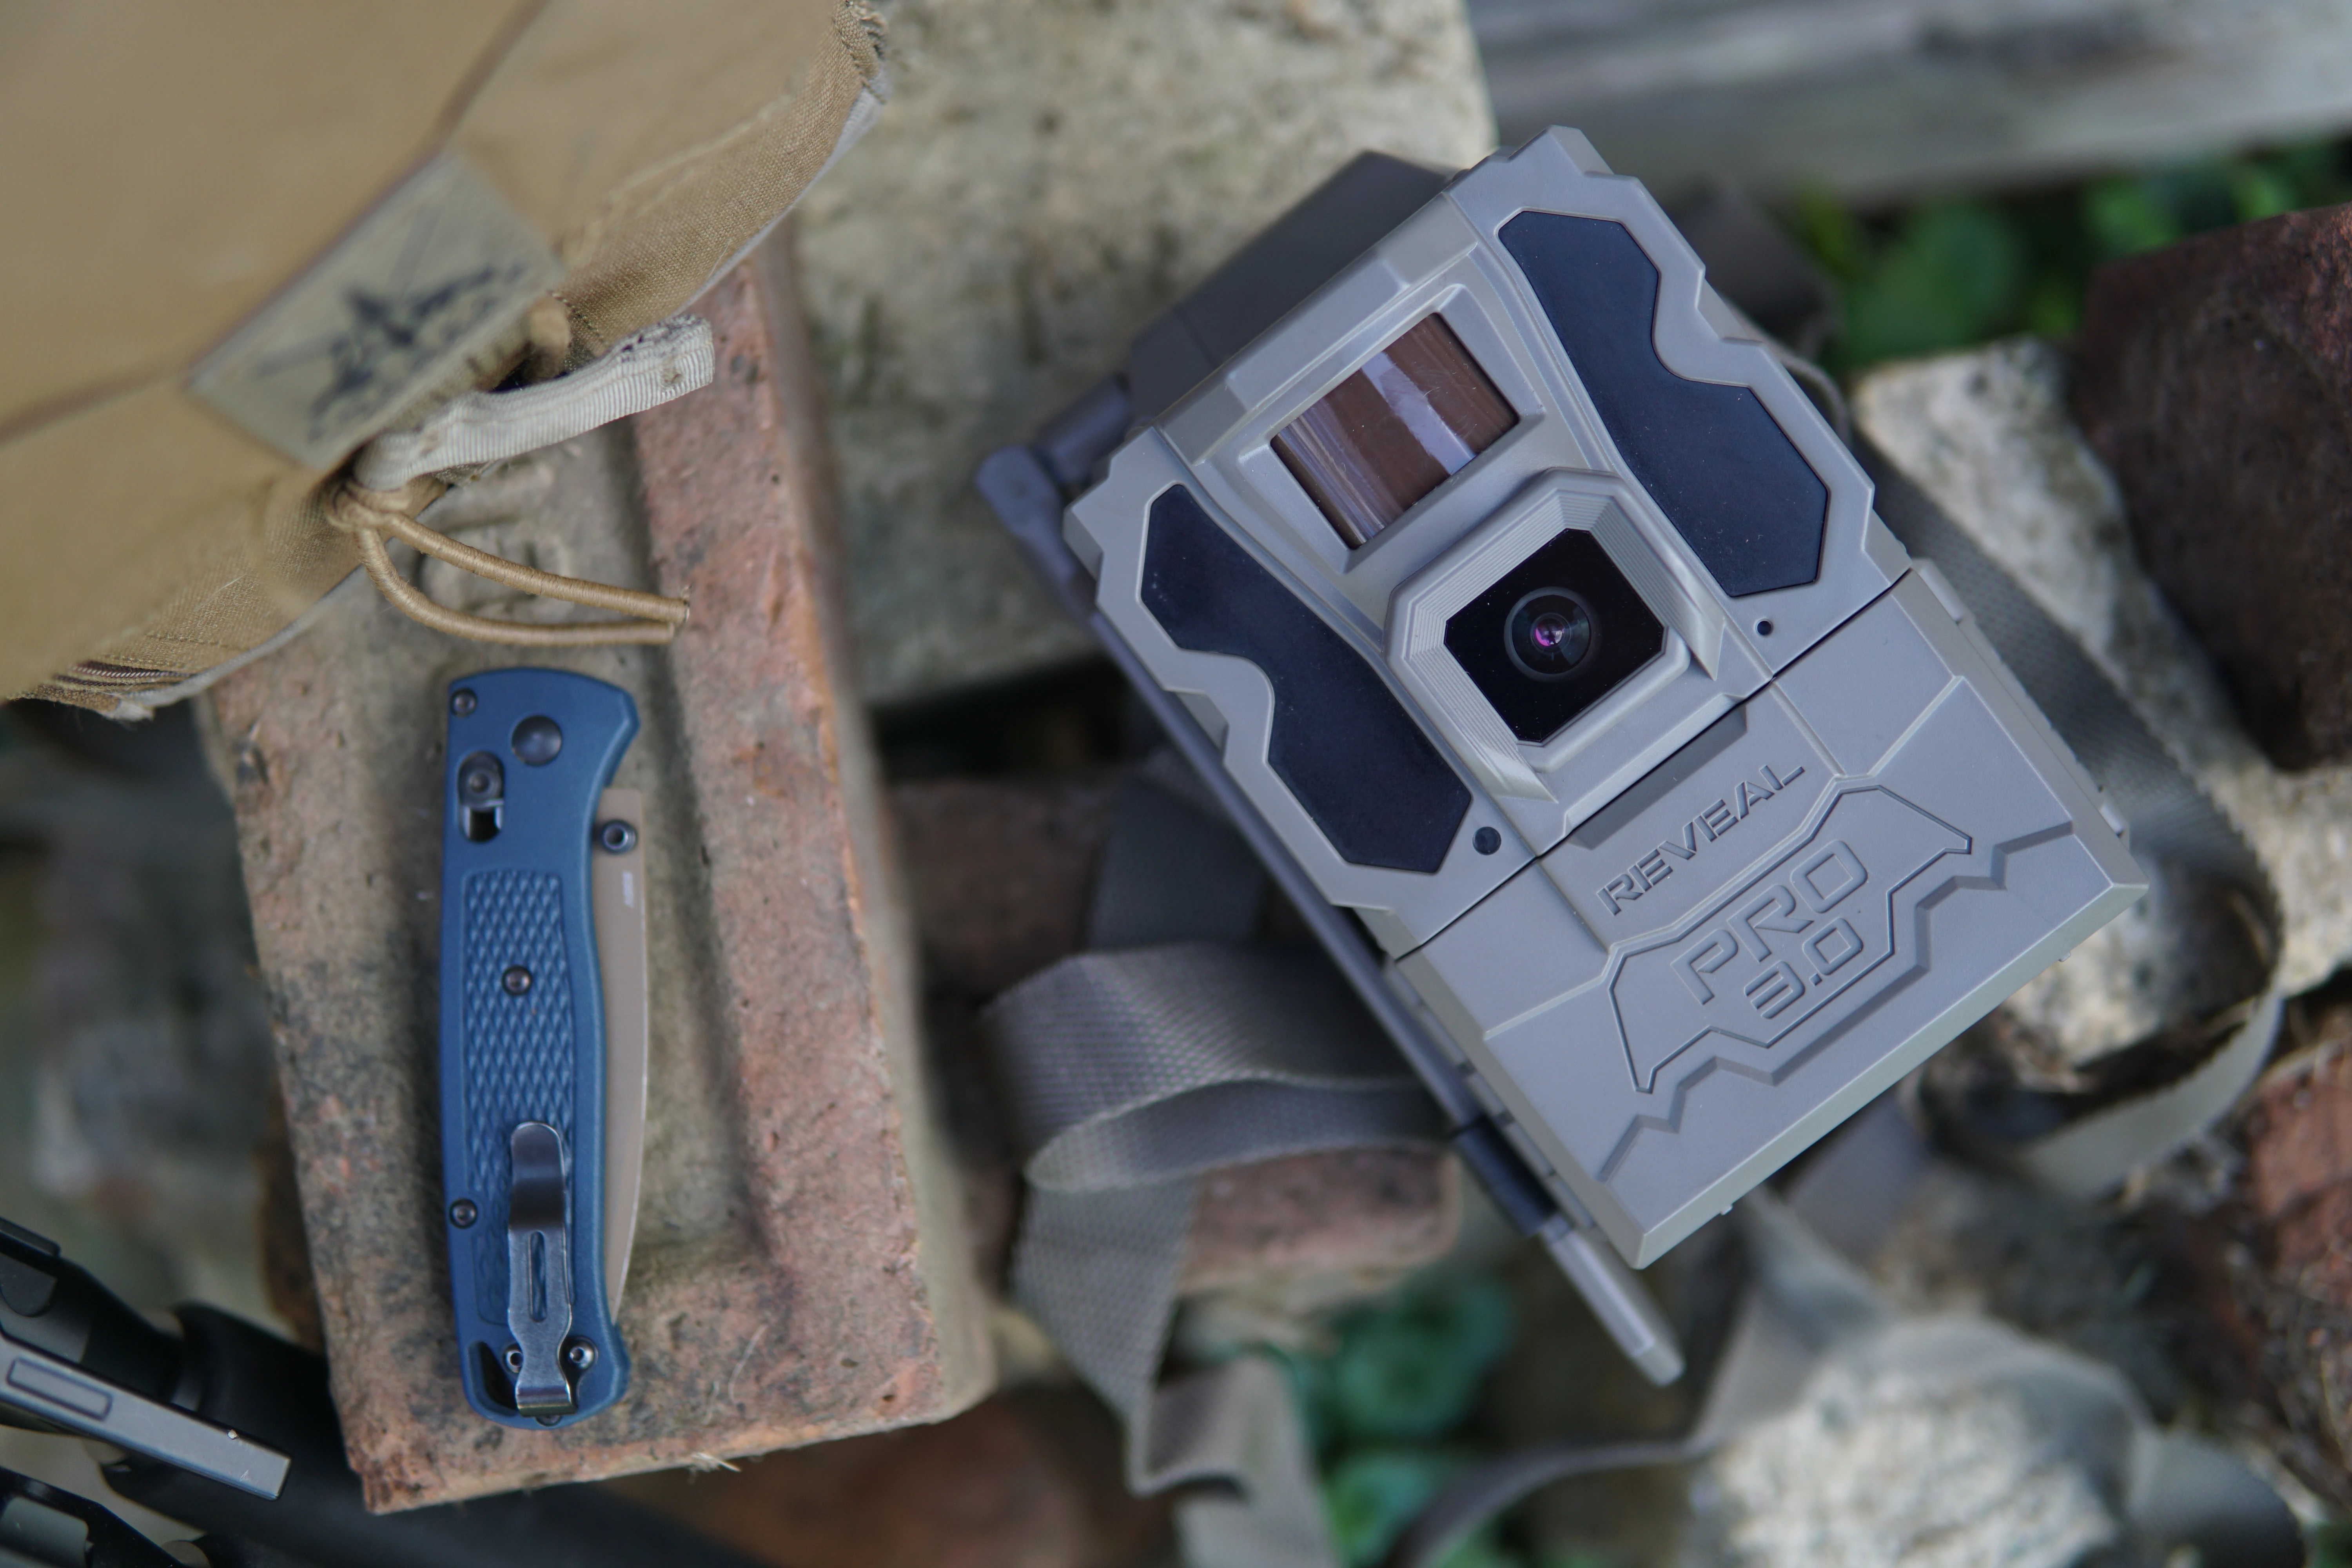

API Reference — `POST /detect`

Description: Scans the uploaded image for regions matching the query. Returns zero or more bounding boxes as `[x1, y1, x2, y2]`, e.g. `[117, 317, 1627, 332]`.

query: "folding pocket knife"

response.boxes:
[439, 669, 649, 1427]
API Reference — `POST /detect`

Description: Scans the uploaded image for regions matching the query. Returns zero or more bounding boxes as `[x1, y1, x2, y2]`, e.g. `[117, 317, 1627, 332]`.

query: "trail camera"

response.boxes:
[983, 130, 2143, 1308]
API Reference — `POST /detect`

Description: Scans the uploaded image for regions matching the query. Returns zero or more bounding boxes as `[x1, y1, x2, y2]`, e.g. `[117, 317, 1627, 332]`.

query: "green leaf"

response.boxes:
[2084, 178, 2181, 260]
[1790, 187, 1871, 281]
[2269, 142, 2352, 208]
[1839, 202, 2025, 366]
[1328, 1272, 1517, 1443]
[2230, 162, 2300, 223]
[2023, 271, 2082, 339]
[1324, 1448, 1462, 1567]
[1434, 1530, 1526, 1568]
[2308, 1521, 2352, 1568]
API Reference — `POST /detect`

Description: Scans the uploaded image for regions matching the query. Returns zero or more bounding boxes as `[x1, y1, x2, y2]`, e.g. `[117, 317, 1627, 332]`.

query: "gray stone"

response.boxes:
[1867, 1160, 2180, 1417]
[1854, 339, 2352, 1004]
[796, 0, 1497, 706]
[1677, 1346, 2122, 1568]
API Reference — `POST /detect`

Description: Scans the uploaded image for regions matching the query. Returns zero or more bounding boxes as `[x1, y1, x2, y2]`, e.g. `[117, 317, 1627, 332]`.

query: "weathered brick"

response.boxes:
[891, 777, 1116, 1000]
[610, 1387, 1170, 1568]
[2073, 205, 2352, 769]
[207, 237, 989, 1510]
[1183, 1149, 1459, 1292]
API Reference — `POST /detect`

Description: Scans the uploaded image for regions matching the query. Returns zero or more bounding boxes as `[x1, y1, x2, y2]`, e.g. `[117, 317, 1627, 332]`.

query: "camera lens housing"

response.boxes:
[1443, 529, 1664, 743]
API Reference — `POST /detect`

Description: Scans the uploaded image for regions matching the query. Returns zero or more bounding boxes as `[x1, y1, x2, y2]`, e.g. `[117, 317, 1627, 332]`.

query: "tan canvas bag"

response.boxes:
[0, 0, 884, 713]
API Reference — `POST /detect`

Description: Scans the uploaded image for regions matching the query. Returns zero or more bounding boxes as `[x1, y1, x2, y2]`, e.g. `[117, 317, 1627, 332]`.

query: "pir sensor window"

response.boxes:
[1273, 314, 1518, 548]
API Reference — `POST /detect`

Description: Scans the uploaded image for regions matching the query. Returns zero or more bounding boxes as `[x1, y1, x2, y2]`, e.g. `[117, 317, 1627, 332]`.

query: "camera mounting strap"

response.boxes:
[1859, 439, 2287, 1197]
[986, 767, 1445, 1568]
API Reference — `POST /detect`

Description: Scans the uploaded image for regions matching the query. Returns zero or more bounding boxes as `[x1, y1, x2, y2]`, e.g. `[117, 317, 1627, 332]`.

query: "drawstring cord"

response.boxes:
[325, 476, 690, 646]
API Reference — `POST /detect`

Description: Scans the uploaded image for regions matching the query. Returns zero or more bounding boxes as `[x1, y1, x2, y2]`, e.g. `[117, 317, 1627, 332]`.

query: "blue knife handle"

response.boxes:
[439, 668, 637, 1427]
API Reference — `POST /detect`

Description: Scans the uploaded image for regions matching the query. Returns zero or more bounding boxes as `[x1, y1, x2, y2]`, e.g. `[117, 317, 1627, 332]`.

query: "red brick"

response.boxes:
[610, 1388, 1169, 1568]
[2074, 205, 2352, 768]
[207, 235, 988, 1510]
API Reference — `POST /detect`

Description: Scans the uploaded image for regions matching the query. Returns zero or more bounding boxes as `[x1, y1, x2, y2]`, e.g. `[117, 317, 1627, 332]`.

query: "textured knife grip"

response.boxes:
[460, 870, 577, 1322]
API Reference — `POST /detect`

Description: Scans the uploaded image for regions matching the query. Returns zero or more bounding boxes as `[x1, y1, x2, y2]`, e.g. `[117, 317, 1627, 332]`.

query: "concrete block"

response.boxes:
[205, 238, 989, 1510]
[1475, 0, 2352, 202]
[795, 0, 1497, 706]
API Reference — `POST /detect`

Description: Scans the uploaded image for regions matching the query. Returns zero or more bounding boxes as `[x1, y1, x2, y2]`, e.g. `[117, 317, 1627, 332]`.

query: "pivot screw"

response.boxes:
[450, 690, 478, 717]
[502, 965, 533, 996]
[449, 1199, 478, 1229]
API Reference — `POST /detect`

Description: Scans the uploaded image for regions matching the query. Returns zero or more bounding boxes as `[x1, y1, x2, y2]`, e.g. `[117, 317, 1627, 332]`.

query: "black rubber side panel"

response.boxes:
[1500, 212, 1828, 597]
[1126, 153, 1452, 419]
[1141, 486, 1469, 873]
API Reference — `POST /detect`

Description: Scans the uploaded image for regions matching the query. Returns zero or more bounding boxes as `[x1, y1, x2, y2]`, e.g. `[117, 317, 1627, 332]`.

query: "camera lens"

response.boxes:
[1444, 529, 1665, 744]
[1505, 590, 1593, 680]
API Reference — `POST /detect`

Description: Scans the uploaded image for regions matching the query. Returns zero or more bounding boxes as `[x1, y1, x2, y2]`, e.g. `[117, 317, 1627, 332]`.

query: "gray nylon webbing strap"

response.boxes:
[1861, 448, 2287, 1196]
[1087, 759, 1267, 950]
[1387, 1094, 1923, 1568]
[988, 773, 1440, 1567]
[996, 943, 1443, 1194]
[993, 944, 1440, 1568]
[352, 315, 717, 489]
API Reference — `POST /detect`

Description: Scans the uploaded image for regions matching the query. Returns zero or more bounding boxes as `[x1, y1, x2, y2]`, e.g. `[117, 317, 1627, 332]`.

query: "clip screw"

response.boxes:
[449, 1199, 478, 1229]
[565, 1341, 597, 1372]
